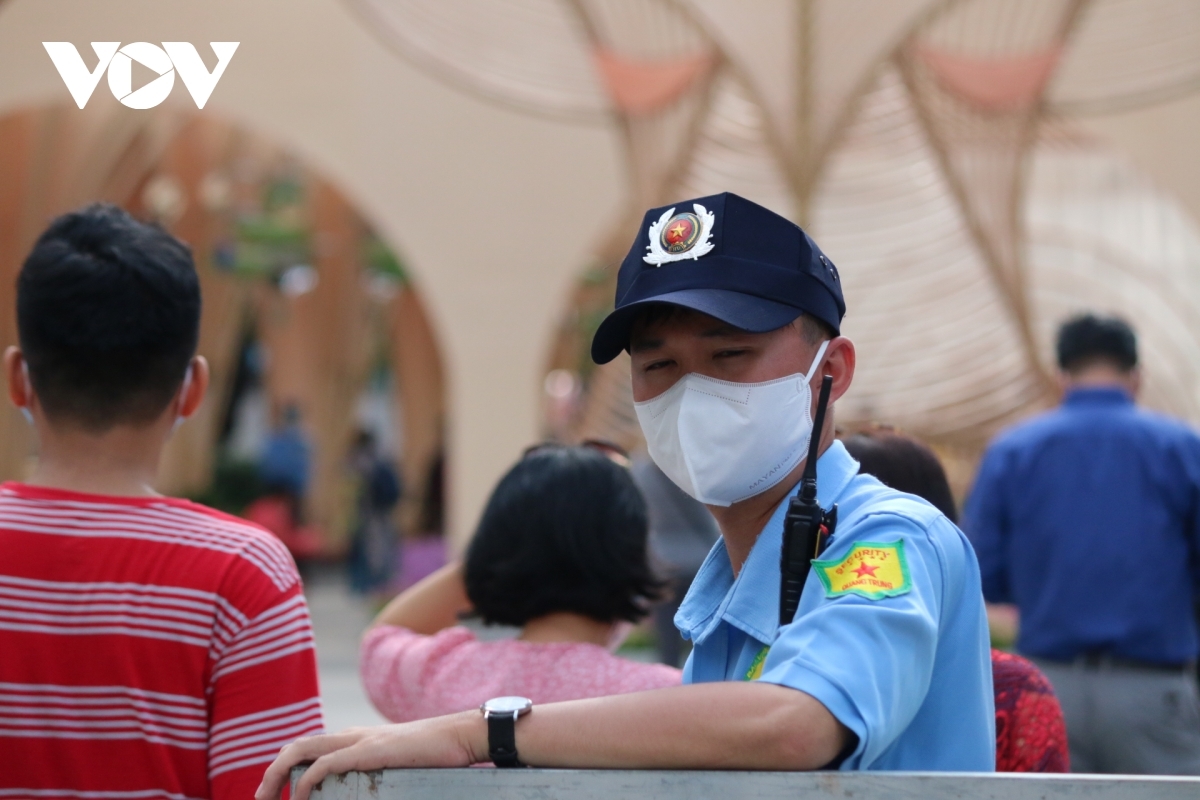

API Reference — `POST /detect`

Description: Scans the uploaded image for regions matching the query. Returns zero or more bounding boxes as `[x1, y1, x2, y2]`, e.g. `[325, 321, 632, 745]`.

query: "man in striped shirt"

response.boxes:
[0, 204, 324, 800]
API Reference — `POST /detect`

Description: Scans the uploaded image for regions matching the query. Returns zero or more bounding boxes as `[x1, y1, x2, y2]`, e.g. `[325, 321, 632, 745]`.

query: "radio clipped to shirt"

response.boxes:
[779, 375, 838, 627]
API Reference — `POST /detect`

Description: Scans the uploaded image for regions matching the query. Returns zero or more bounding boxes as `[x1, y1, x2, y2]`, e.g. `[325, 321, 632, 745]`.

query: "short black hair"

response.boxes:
[842, 427, 958, 523]
[796, 314, 835, 345]
[1055, 313, 1137, 374]
[464, 445, 663, 626]
[17, 203, 201, 431]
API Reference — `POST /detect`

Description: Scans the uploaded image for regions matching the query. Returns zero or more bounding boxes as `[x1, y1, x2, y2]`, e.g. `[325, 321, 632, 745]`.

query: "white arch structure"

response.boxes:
[0, 0, 624, 547]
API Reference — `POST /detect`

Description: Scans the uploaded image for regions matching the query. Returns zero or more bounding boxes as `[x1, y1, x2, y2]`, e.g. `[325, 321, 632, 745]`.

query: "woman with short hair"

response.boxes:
[360, 444, 680, 722]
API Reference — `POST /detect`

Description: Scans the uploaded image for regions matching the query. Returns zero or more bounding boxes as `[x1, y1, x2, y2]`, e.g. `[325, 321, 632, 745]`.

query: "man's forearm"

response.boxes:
[258, 670, 851, 799]
[468, 682, 848, 770]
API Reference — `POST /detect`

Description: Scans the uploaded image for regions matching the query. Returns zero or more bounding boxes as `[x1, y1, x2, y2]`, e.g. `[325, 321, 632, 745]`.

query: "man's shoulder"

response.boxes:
[987, 408, 1072, 452]
[1129, 405, 1200, 443]
[990, 403, 1200, 453]
[840, 472, 947, 532]
[0, 487, 300, 595]
[168, 497, 281, 538]
[836, 475, 971, 571]
[159, 498, 301, 593]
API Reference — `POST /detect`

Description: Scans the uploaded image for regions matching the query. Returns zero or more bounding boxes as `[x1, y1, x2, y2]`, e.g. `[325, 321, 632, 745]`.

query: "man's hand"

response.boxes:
[255, 713, 484, 800]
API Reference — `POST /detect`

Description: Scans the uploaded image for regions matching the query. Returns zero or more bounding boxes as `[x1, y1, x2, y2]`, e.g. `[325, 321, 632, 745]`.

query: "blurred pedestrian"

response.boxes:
[965, 313, 1200, 774]
[630, 455, 720, 667]
[347, 429, 403, 594]
[843, 426, 1069, 773]
[359, 444, 679, 723]
[393, 448, 449, 590]
[258, 400, 311, 525]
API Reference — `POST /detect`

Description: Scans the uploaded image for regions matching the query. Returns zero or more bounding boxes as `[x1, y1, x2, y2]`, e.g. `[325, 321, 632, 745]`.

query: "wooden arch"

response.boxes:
[0, 104, 446, 542]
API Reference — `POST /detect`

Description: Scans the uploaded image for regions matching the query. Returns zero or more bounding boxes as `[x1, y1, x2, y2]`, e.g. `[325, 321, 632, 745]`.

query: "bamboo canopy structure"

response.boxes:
[4, 0, 1200, 540]
[349, 0, 1200, 472]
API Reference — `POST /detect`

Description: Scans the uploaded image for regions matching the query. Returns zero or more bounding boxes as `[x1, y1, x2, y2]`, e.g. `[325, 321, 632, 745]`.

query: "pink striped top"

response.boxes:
[0, 482, 324, 800]
[361, 625, 682, 722]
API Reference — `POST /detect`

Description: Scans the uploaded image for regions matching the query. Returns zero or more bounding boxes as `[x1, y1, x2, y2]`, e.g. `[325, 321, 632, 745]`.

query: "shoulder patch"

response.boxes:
[813, 541, 912, 601]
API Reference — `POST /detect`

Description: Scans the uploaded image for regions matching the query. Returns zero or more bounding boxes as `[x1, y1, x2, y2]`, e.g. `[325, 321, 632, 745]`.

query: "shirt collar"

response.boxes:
[1063, 385, 1133, 407]
[675, 440, 861, 645]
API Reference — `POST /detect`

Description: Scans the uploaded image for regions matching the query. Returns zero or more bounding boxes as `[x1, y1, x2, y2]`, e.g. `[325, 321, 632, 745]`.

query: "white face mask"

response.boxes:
[635, 340, 830, 507]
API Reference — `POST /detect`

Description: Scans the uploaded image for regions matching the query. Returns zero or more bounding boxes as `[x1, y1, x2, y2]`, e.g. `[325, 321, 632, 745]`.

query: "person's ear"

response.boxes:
[5, 347, 32, 411]
[1055, 370, 1071, 397]
[1127, 367, 1142, 398]
[823, 337, 856, 405]
[177, 356, 210, 420]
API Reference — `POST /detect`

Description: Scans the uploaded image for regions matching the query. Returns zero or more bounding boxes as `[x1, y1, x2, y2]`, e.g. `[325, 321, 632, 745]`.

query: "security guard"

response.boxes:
[259, 193, 994, 800]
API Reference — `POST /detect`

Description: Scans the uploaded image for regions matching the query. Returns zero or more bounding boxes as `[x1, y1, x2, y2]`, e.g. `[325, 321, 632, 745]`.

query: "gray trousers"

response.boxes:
[1032, 657, 1200, 774]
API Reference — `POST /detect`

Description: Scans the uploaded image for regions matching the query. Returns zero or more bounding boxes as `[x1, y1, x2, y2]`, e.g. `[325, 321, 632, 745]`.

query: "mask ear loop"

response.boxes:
[19, 363, 34, 426]
[172, 363, 195, 433]
[803, 340, 831, 384]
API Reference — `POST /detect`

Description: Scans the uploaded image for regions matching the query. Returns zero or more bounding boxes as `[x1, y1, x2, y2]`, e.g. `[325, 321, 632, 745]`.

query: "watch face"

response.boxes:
[481, 696, 533, 715]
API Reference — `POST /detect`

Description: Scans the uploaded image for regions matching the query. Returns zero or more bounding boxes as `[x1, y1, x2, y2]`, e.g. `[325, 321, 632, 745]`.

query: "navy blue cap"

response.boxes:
[590, 192, 846, 364]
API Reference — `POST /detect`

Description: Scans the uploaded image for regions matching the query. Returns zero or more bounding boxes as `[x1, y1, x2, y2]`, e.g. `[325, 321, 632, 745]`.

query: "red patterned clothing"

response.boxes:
[992, 649, 1069, 772]
[0, 483, 324, 800]
[361, 625, 681, 721]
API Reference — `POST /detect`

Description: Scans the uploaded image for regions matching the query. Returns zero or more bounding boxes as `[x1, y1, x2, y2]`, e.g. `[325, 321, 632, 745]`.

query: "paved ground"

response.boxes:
[305, 573, 389, 733]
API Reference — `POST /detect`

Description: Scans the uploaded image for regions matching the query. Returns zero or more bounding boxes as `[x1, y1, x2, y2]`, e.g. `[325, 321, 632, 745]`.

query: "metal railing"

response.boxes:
[294, 768, 1200, 799]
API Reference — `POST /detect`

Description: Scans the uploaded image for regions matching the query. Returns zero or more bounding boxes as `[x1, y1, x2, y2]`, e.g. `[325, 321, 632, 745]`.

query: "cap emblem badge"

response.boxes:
[644, 203, 715, 265]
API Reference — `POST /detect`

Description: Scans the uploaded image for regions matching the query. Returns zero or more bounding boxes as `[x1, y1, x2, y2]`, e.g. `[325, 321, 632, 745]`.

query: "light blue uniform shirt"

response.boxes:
[676, 441, 995, 771]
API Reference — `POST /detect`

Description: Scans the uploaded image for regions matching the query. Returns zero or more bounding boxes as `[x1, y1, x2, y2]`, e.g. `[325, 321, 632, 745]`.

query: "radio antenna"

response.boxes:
[779, 374, 836, 626]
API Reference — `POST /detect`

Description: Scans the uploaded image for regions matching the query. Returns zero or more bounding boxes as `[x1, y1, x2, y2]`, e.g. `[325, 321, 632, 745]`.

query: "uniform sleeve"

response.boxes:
[755, 515, 947, 769]
[359, 624, 477, 722]
[963, 445, 1013, 603]
[206, 543, 323, 800]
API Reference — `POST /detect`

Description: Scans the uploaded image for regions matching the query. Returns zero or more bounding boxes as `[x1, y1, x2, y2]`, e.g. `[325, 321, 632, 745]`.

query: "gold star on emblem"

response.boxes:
[669, 222, 689, 240]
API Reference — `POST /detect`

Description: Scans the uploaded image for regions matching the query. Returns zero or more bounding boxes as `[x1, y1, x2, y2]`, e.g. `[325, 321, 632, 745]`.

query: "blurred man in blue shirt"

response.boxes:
[966, 313, 1200, 774]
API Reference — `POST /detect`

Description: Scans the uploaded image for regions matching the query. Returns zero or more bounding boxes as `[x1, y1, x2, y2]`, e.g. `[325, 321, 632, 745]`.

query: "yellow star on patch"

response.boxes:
[813, 541, 912, 601]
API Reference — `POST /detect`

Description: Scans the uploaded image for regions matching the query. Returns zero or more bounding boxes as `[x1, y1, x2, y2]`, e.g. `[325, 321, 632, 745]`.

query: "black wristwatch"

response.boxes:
[480, 696, 533, 767]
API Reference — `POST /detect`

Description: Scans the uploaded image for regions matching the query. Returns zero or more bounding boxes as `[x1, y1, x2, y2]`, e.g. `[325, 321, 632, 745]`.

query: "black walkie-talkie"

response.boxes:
[779, 374, 838, 627]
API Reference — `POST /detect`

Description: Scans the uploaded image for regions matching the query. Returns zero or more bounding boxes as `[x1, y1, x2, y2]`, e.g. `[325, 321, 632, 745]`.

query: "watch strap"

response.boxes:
[487, 712, 522, 768]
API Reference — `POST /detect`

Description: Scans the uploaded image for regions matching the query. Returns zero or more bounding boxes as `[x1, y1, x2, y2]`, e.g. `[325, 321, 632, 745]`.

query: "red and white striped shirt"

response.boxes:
[0, 483, 324, 800]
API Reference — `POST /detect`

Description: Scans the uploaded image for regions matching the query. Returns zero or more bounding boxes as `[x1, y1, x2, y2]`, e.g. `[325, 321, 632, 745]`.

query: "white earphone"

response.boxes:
[172, 363, 195, 433]
[18, 362, 33, 426]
